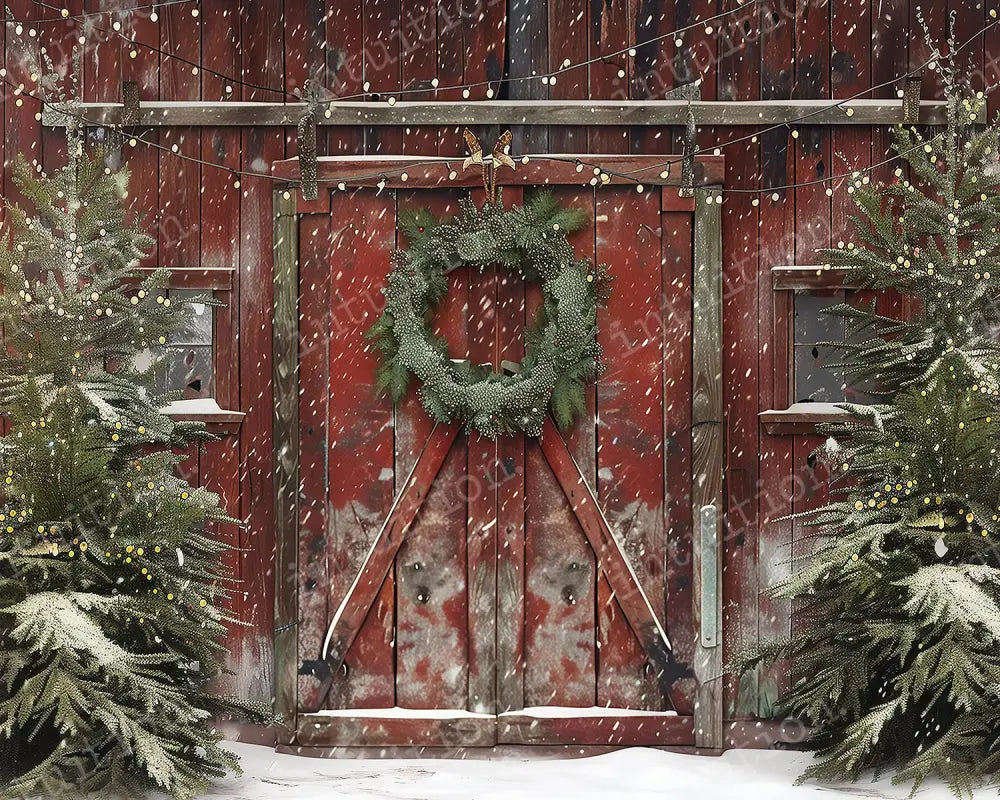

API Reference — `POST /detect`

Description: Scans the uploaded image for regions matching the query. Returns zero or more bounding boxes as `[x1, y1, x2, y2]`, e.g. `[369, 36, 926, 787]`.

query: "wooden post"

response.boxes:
[692, 187, 724, 750]
[272, 188, 299, 744]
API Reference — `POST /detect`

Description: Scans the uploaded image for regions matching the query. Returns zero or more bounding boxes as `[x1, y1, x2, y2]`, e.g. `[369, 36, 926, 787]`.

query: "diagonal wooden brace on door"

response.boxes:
[317, 422, 460, 708]
[538, 418, 692, 702]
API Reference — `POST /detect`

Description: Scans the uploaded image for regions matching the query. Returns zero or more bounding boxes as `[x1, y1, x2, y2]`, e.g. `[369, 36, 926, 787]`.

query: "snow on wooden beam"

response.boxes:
[42, 98, 949, 128]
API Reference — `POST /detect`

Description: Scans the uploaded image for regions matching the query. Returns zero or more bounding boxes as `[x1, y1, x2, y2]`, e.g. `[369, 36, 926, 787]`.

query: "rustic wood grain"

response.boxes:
[297, 713, 496, 747]
[42, 98, 951, 129]
[324, 189, 398, 711]
[755, 0, 797, 724]
[272, 188, 299, 738]
[594, 186, 665, 710]
[295, 213, 332, 712]
[496, 187, 528, 713]
[691, 188, 723, 749]
[323, 423, 460, 681]
[661, 206, 696, 716]
[538, 419, 685, 703]
[498, 713, 694, 746]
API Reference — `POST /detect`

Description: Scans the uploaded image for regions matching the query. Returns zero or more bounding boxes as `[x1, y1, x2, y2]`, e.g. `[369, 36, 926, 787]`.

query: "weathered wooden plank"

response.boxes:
[116, 4, 161, 268]
[587, 0, 630, 152]
[594, 186, 664, 710]
[200, 0, 240, 100]
[628, 0, 677, 156]
[912, 0, 945, 98]
[759, 403, 852, 436]
[5, 2, 39, 212]
[392, 190, 468, 711]
[200, 132, 240, 409]
[496, 186, 527, 713]
[716, 143, 758, 723]
[272, 188, 299, 738]
[400, 0, 438, 155]
[322, 423, 460, 681]
[395, 434, 472, 710]
[790, 435, 829, 667]
[953, 1, 985, 91]
[365, 0, 402, 154]
[41, 98, 951, 128]
[297, 713, 496, 747]
[199, 435, 242, 696]
[240, 0, 285, 102]
[524, 439, 597, 707]
[237, 127, 284, 707]
[158, 1, 201, 269]
[756, 0, 796, 724]
[498, 712, 694, 746]
[283, 0, 325, 95]
[80, 1, 119, 105]
[38, 1, 80, 171]
[691, 188, 723, 749]
[466, 196, 498, 714]
[715, 0, 761, 728]
[296, 214, 332, 712]
[272, 154, 725, 187]
[771, 265, 860, 291]
[661, 207, 696, 717]
[522, 185, 598, 711]
[324, 189, 398, 711]
[547, 0, 588, 152]
[508, 0, 549, 153]
[538, 419, 685, 701]
[435, 0, 465, 158]
[324, 0, 364, 155]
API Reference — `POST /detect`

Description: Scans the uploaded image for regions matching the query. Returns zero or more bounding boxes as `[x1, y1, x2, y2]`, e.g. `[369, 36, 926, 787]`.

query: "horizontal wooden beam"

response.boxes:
[297, 713, 496, 747]
[42, 98, 949, 129]
[498, 713, 693, 746]
[271, 154, 724, 189]
[771, 264, 861, 290]
[123, 265, 235, 290]
[759, 402, 852, 435]
[163, 399, 244, 435]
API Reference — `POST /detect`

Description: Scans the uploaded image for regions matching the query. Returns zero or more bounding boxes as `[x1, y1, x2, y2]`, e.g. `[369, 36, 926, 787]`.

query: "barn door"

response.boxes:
[278, 157, 723, 750]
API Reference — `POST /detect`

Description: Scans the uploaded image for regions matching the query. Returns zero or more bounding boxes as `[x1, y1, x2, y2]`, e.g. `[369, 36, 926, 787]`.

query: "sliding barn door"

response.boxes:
[285, 164, 722, 749]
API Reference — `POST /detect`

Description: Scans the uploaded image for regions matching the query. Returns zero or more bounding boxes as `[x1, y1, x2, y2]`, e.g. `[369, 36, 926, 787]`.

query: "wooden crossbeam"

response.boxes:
[42, 98, 949, 129]
[317, 423, 460, 706]
[537, 418, 692, 699]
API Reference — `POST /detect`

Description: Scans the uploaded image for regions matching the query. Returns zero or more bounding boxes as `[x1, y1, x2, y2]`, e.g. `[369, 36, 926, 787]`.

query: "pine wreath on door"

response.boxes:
[283, 157, 722, 749]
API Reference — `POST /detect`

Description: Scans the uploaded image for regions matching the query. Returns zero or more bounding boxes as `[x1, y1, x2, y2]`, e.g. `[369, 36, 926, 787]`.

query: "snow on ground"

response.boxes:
[202, 742, 958, 800]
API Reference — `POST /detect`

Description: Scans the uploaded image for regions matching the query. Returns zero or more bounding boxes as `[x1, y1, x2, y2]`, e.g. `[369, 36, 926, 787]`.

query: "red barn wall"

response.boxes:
[5, 0, 995, 724]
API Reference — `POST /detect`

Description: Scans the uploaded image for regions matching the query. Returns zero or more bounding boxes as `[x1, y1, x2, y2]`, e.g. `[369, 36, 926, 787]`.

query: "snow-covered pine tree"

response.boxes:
[0, 120, 262, 796]
[741, 49, 1000, 795]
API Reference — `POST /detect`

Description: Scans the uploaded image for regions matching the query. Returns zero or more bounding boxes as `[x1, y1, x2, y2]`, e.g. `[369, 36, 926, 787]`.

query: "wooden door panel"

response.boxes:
[292, 175, 715, 747]
[524, 439, 598, 707]
[396, 434, 471, 708]
[395, 190, 475, 712]
[662, 209, 697, 715]
[595, 188, 668, 710]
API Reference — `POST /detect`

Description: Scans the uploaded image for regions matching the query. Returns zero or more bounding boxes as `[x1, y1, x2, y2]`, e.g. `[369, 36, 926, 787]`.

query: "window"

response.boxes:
[761, 265, 868, 435]
[130, 267, 241, 433]
[792, 291, 873, 404]
[135, 288, 214, 399]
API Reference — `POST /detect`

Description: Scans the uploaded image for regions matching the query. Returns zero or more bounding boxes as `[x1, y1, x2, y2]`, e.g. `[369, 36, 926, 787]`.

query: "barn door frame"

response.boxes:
[271, 155, 725, 751]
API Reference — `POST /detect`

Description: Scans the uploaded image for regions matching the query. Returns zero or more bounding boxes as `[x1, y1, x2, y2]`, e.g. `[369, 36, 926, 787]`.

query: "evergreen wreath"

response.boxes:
[367, 191, 612, 438]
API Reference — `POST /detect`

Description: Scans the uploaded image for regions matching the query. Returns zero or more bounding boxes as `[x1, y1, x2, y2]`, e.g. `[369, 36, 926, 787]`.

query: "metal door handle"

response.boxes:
[700, 504, 720, 648]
